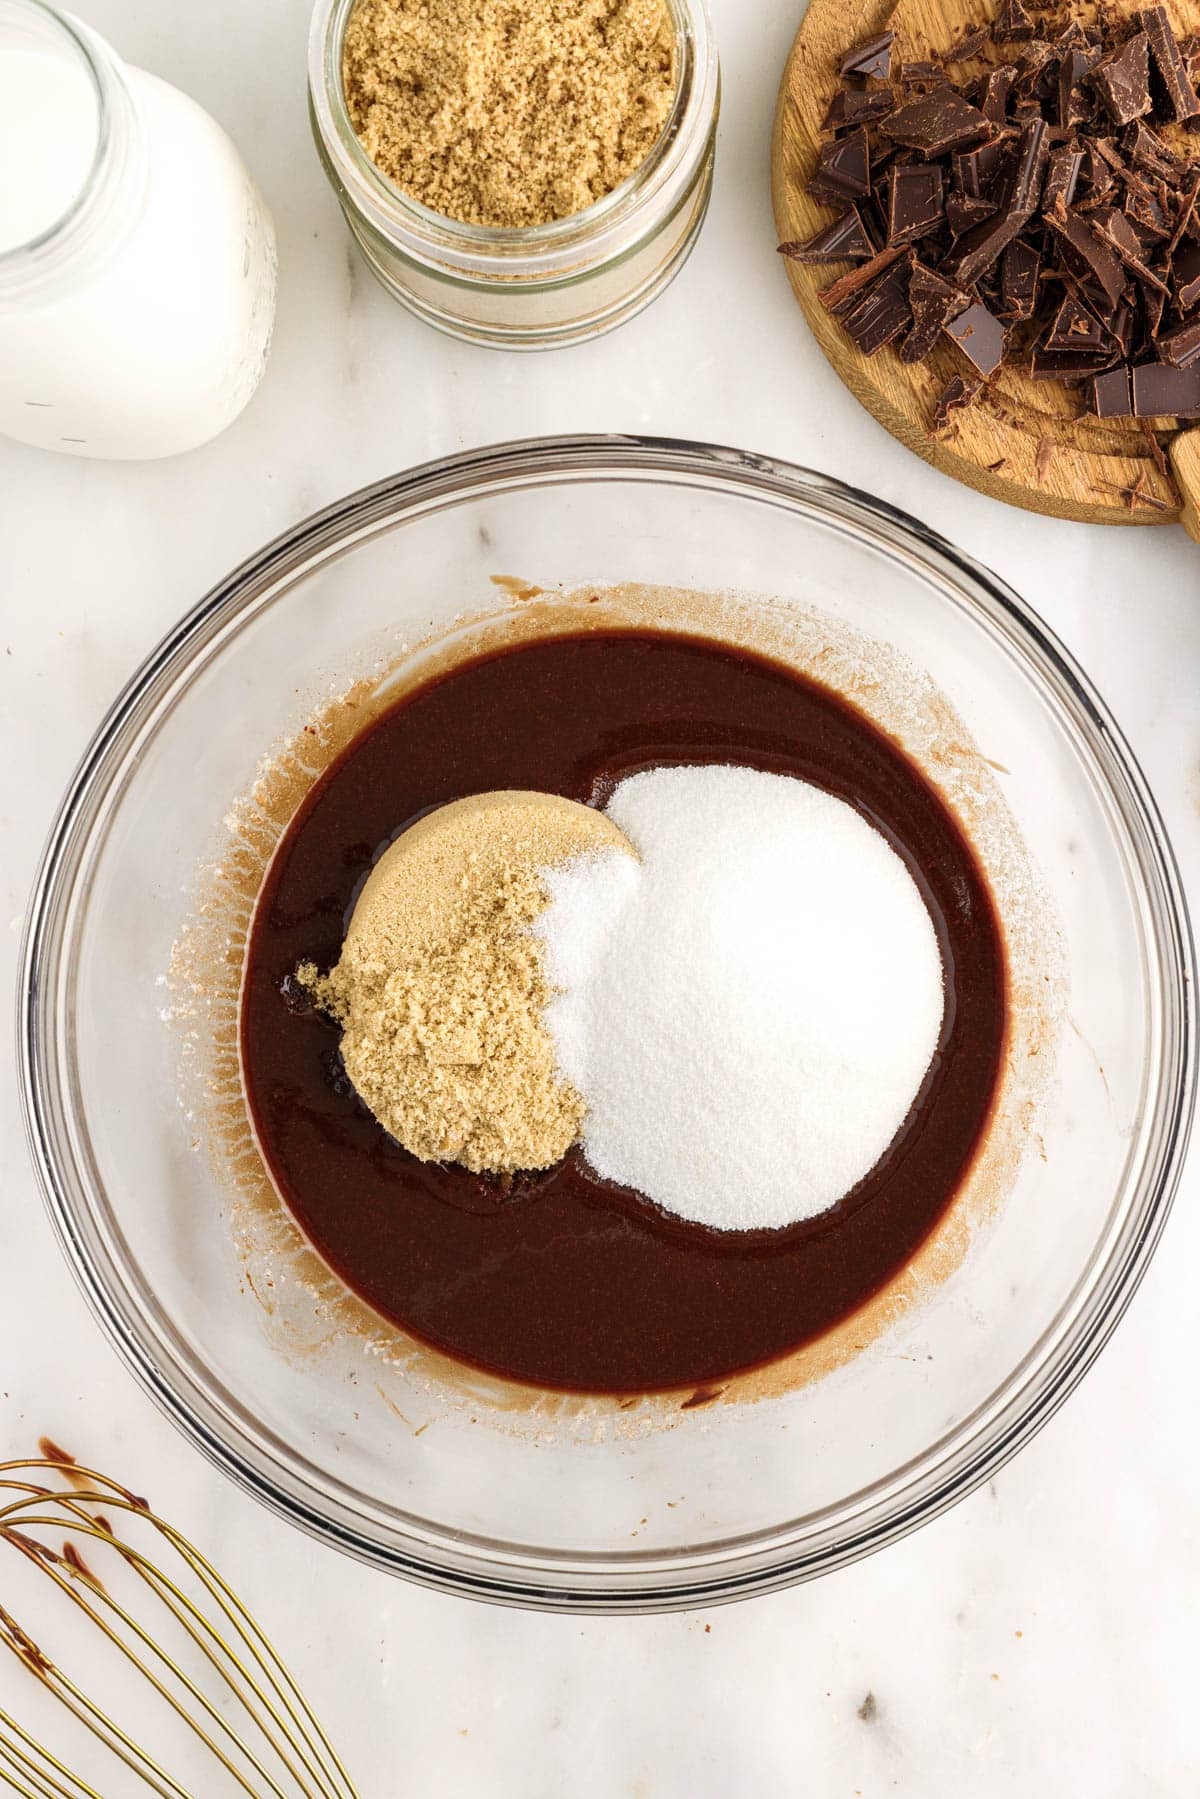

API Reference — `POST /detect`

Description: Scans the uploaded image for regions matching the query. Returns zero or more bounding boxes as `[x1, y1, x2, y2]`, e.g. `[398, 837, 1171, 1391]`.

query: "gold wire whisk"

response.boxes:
[0, 1459, 360, 1799]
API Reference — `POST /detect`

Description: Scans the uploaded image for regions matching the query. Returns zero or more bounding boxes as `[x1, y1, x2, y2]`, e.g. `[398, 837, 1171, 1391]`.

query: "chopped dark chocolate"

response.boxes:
[1156, 315, 1200, 366]
[1041, 144, 1084, 213]
[932, 374, 983, 430]
[1123, 118, 1180, 180]
[1131, 358, 1200, 414]
[822, 89, 896, 132]
[994, 0, 1034, 45]
[796, 1, 1200, 433]
[807, 129, 871, 203]
[1090, 366, 1134, 415]
[887, 162, 945, 243]
[900, 61, 942, 88]
[1002, 116, 1050, 212]
[843, 259, 914, 353]
[882, 88, 991, 154]
[1175, 241, 1200, 309]
[1058, 49, 1099, 130]
[981, 65, 1018, 123]
[1046, 204, 1127, 307]
[944, 27, 991, 65]
[1140, 7, 1200, 124]
[1090, 33, 1152, 127]
[944, 299, 1008, 375]
[1092, 206, 1171, 291]
[945, 192, 998, 235]
[1001, 237, 1041, 316]
[955, 137, 1013, 200]
[900, 262, 970, 362]
[840, 32, 895, 83]
[779, 208, 876, 264]
[1045, 291, 1109, 352]
[944, 204, 1029, 285]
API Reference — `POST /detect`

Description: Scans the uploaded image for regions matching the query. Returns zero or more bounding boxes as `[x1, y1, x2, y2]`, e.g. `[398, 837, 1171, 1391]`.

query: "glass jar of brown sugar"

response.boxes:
[307, 0, 719, 350]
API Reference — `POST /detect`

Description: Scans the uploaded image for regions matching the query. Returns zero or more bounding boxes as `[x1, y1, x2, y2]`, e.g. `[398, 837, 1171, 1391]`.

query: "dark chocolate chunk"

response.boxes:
[955, 137, 1013, 200]
[1091, 33, 1152, 127]
[946, 192, 997, 234]
[1132, 357, 1200, 413]
[1046, 291, 1109, 353]
[1175, 241, 1200, 309]
[1058, 49, 1099, 130]
[779, 208, 876, 265]
[980, 64, 1018, 123]
[1089, 366, 1134, 415]
[932, 374, 983, 429]
[843, 261, 914, 354]
[994, 0, 1034, 45]
[888, 163, 945, 243]
[840, 32, 895, 82]
[1124, 119, 1180, 180]
[1042, 145, 1084, 213]
[1091, 207, 1171, 291]
[900, 61, 942, 88]
[807, 129, 872, 203]
[1046, 204, 1128, 307]
[1140, 7, 1200, 124]
[944, 204, 1029, 283]
[822, 89, 895, 131]
[1123, 178, 1169, 239]
[1002, 117, 1050, 212]
[882, 88, 992, 154]
[944, 299, 1007, 375]
[1109, 298, 1136, 359]
[1002, 237, 1041, 317]
[944, 27, 991, 65]
[900, 262, 970, 362]
[1156, 314, 1200, 365]
[1029, 345, 1115, 378]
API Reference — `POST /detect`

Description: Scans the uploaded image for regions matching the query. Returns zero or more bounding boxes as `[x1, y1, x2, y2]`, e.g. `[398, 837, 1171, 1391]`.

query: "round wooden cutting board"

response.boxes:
[772, 0, 1200, 539]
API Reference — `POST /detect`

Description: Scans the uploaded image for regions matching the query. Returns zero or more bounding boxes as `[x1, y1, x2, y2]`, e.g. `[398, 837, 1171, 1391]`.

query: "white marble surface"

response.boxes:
[2, 1, 1198, 1793]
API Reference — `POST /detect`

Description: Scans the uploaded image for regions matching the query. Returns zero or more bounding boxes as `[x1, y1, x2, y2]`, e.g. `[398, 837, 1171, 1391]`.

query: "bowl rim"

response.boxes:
[17, 434, 1197, 1613]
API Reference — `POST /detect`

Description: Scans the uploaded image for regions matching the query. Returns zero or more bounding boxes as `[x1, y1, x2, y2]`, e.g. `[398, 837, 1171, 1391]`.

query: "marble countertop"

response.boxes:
[2, 1, 1198, 1793]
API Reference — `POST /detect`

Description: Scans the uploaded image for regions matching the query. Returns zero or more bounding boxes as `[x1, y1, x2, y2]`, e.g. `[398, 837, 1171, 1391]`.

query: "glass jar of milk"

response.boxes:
[0, 1, 277, 459]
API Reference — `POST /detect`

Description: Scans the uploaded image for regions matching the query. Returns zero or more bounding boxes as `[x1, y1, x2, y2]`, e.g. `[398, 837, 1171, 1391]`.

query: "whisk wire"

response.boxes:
[2, 1478, 354, 1799]
[0, 1462, 360, 1799]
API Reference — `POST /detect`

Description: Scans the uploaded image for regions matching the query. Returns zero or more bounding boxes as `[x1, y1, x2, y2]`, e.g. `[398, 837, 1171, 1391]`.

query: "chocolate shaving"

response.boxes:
[933, 374, 983, 429]
[944, 27, 991, 65]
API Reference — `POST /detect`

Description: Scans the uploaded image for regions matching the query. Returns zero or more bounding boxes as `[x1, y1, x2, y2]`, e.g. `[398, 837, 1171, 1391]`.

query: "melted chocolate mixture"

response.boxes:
[241, 631, 1006, 1393]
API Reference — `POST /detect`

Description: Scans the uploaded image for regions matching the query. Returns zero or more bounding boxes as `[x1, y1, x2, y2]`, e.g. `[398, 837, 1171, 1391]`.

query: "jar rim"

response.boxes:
[0, 0, 143, 300]
[308, 0, 718, 280]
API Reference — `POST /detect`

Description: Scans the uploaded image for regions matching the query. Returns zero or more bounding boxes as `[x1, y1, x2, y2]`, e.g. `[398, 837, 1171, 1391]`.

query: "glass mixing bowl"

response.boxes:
[19, 437, 1195, 1612]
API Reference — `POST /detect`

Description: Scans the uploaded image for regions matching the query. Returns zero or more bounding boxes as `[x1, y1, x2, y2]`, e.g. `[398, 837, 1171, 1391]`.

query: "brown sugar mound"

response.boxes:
[342, 0, 678, 228]
[300, 792, 634, 1175]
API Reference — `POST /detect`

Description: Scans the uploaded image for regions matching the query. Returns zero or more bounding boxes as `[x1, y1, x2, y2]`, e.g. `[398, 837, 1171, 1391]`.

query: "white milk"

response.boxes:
[0, 16, 276, 460]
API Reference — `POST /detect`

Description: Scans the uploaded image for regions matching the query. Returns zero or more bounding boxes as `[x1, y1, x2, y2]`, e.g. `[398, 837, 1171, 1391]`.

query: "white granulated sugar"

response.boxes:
[536, 765, 945, 1233]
